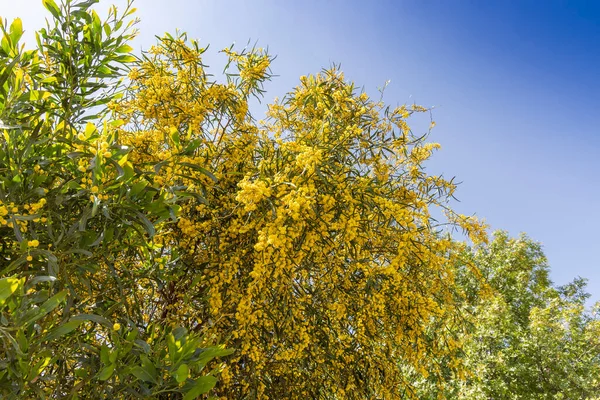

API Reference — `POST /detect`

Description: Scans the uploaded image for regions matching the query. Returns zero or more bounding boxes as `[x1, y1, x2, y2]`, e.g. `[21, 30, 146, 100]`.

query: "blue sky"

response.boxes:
[3, 0, 600, 304]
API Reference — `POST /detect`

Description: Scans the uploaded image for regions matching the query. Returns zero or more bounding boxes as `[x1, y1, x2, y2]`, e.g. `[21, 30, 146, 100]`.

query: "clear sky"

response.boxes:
[2, 0, 599, 304]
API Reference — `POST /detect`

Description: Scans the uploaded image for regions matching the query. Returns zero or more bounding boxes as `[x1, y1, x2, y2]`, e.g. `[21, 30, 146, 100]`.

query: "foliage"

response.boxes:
[0, 1, 229, 398]
[415, 231, 600, 399]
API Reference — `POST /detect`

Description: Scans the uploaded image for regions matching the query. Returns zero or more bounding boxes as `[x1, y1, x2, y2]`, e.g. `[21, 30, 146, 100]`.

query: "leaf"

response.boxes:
[97, 363, 115, 381]
[100, 345, 110, 365]
[9, 18, 23, 44]
[140, 354, 157, 379]
[179, 163, 218, 182]
[196, 347, 235, 363]
[42, 0, 61, 19]
[43, 319, 83, 341]
[129, 180, 148, 197]
[131, 366, 155, 383]
[84, 122, 96, 137]
[115, 55, 137, 63]
[25, 276, 57, 288]
[22, 290, 67, 325]
[71, 313, 112, 328]
[0, 276, 23, 306]
[28, 90, 52, 101]
[174, 364, 189, 383]
[115, 44, 133, 53]
[183, 376, 217, 400]
[134, 339, 151, 354]
[133, 210, 156, 237]
[170, 126, 180, 146]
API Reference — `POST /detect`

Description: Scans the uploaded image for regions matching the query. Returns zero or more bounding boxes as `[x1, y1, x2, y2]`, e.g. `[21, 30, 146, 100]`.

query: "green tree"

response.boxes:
[417, 231, 600, 399]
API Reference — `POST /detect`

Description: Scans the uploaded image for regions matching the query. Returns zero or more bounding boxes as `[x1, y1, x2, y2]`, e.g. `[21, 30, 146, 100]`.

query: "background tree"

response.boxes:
[415, 231, 600, 399]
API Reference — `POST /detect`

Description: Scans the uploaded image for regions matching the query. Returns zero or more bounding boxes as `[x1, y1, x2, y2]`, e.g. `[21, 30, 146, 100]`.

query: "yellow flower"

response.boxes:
[103, 151, 112, 158]
[28, 240, 40, 248]
[113, 323, 121, 331]
[91, 186, 99, 193]
[26, 255, 33, 262]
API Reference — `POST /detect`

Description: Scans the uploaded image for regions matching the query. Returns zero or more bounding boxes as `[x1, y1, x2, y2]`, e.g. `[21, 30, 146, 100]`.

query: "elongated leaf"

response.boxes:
[23, 290, 67, 325]
[133, 210, 155, 237]
[131, 366, 155, 383]
[42, 0, 61, 19]
[97, 363, 115, 381]
[0, 276, 23, 306]
[183, 376, 217, 400]
[179, 162, 218, 182]
[43, 319, 83, 341]
[71, 313, 112, 328]
[174, 364, 189, 383]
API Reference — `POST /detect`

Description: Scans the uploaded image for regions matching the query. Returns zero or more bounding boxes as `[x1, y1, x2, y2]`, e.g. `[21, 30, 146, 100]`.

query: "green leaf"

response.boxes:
[179, 162, 218, 182]
[174, 363, 189, 383]
[131, 366, 155, 383]
[133, 210, 156, 237]
[115, 55, 137, 63]
[0, 276, 23, 306]
[71, 314, 112, 329]
[130, 180, 148, 197]
[27, 90, 52, 101]
[100, 345, 110, 365]
[170, 126, 180, 146]
[42, 0, 61, 19]
[183, 376, 217, 400]
[9, 18, 23, 44]
[115, 44, 133, 53]
[97, 363, 115, 381]
[109, 349, 118, 364]
[196, 347, 235, 363]
[23, 290, 67, 325]
[43, 320, 83, 341]
[140, 354, 157, 379]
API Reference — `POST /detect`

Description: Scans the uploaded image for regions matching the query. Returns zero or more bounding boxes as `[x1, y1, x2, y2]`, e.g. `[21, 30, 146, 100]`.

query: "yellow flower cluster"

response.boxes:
[235, 178, 272, 212]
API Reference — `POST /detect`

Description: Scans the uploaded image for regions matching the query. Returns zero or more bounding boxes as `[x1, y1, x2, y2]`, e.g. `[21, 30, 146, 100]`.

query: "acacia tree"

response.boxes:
[114, 30, 488, 399]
